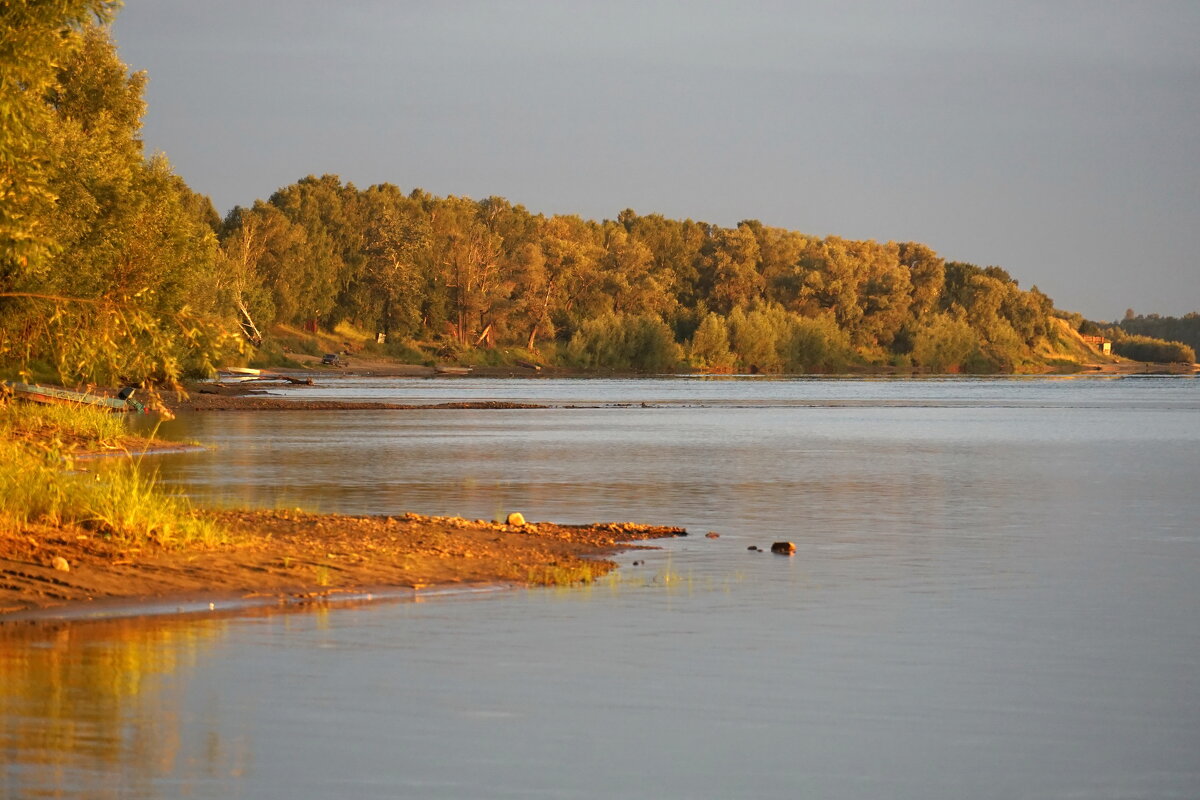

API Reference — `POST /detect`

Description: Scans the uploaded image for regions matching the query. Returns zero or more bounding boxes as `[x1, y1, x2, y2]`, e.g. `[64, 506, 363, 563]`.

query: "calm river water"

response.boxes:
[3, 376, 1199, 799]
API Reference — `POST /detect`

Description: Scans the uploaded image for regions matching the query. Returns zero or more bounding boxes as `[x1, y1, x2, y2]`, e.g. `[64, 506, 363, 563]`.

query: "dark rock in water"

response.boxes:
[771, 541, 796, 555]
[747, 546, 759, 551]
[705, 532, 720, 539]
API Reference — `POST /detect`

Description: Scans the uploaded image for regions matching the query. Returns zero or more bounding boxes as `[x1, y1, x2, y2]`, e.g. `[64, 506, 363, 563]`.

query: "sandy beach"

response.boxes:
[0, 510, 686, 620]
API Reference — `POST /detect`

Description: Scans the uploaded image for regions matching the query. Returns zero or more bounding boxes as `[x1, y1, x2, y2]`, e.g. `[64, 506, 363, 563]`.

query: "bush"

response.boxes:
[779, 314, 854, 373]
[911, 313, 982, 372]
[382, 339, 430, 363]
[728, 307, 781, 372]
[688, 313, 735, 372]
[1112, 335, 1196, 364]
[566, 313, 682, 371]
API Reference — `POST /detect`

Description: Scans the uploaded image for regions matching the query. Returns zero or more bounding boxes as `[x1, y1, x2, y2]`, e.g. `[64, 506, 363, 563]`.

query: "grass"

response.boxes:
[0, 399, 128, 453]
[527, 563, 605, 586]
[0, 400, 229, 547]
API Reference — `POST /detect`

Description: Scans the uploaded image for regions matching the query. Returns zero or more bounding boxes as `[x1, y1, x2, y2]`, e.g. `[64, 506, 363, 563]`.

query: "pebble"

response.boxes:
[52, 557, 70, 572]
[506, 511, 526, 526]
[705, 532, 720, 539]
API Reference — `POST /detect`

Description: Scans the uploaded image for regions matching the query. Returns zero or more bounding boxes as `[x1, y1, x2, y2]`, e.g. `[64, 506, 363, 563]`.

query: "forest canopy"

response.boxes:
[218, 175, 1070, 373]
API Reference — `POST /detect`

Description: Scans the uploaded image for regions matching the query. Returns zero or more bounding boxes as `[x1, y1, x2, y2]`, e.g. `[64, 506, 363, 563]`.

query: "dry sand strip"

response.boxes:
[0, 511, 687, 621]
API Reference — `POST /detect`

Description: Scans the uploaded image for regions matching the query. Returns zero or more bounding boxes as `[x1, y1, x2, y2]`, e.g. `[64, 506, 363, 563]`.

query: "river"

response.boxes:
[2, 376, 1198, 799]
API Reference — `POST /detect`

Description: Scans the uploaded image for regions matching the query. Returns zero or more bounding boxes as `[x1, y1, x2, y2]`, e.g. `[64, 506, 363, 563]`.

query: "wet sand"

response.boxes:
[0, 510, 686, 620]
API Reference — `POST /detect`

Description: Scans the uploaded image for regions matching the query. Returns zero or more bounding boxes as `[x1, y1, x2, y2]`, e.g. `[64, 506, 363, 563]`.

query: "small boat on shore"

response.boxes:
[434, 365, 473, 376]
[2, 381, 146, 413]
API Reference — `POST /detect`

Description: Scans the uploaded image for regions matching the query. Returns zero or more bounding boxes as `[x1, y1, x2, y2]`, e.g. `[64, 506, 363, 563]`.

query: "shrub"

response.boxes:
[1112, 335, 1196, 364]
[728, 307, 782, 372]
[779, 314, 854, 373]
[911, 313, 982, 372]
[566, 313, 682, 371]
[688, 313, 735, 372]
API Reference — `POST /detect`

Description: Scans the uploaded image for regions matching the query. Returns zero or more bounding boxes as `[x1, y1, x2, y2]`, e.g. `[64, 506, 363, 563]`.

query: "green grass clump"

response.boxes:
[78, 459, 227, 547]
[527, 563, 604, 586]
[0, 403, 226, 547]
[0, 400, 128, 452]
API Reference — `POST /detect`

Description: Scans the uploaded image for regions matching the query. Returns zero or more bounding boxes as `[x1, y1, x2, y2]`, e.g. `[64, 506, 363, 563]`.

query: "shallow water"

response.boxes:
[3, 376, 1199, 799]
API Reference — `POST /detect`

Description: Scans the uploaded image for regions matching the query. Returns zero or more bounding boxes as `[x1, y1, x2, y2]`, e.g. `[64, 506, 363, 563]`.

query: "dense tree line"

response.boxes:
[1108, 334, 1195, 365]
[1117, 312, 1200, 356]
[221, 175, 1066, 372]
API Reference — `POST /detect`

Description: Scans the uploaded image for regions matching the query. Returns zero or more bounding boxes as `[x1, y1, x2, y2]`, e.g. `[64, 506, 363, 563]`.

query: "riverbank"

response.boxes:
[0, 510, 686, 619]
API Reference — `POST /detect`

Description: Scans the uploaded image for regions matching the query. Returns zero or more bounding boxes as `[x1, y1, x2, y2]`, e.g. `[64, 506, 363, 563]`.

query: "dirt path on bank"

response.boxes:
[0, 511, 686, 620]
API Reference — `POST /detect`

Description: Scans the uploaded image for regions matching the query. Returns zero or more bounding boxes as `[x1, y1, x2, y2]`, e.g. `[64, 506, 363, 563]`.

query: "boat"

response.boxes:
[434, 365, 473, 376]
[2, 381, 146, 413]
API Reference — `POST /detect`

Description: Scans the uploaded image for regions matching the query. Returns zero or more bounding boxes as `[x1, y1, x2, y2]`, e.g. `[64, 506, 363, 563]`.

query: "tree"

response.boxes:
[346, 184, 429, 339]
[702, 223, 763, 314]
[0, 1, 117, 286]
[911, 313, 979, 373]
[689, 312, 734, 372]
[2, 16, 236, 393]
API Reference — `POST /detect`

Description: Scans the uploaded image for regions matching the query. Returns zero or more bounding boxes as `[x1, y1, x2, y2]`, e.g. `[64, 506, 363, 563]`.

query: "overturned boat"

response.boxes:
[2, 381, 146, 413]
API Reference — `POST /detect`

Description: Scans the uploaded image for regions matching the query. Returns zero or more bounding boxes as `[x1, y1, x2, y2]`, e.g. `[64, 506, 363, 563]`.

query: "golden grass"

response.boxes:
[0, 401, 228, 547]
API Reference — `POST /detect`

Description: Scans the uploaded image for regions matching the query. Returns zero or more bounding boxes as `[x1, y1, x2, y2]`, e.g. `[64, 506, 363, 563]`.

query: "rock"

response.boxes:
[506, 511, 526, 526]
[771, 541, 796, 556]
[52, 556, 70, 573]
[747, 546, 759, 551]
[705, 532, 720, 539]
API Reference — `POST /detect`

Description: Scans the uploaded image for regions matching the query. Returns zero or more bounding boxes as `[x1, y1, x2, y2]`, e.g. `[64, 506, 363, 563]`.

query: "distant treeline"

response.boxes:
[0, 10, 1182, 386]
[1116, 313, 1200, 360]
[221, 174, 1067, 373]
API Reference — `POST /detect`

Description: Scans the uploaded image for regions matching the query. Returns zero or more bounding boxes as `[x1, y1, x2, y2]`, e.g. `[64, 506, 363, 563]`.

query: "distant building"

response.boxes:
[1081, 335, 1112, 354]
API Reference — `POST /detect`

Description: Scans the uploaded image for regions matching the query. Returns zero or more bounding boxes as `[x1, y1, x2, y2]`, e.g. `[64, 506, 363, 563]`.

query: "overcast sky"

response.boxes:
[112, 1, 1199, 320]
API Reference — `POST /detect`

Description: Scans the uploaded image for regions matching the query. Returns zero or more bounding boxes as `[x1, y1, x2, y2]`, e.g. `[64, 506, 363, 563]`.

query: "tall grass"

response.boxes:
[0, 402, 226, 547]
[0, 400, 128, 451]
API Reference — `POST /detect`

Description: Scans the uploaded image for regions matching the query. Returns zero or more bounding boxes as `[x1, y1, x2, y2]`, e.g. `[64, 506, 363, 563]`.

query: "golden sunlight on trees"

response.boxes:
[1, 4, 1110, 383]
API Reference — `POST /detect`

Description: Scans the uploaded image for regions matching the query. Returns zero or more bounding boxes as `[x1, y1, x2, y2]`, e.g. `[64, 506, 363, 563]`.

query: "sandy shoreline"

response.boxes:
[0, 510, 687, 622]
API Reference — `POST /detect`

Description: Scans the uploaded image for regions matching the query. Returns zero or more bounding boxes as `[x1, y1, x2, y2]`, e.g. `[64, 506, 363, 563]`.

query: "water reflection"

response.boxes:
[7, 378, 1199, 799]
[0, 616, 243, 799]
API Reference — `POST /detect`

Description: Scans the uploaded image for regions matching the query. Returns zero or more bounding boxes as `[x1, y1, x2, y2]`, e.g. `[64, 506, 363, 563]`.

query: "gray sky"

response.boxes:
[112, 1, 1199, 321]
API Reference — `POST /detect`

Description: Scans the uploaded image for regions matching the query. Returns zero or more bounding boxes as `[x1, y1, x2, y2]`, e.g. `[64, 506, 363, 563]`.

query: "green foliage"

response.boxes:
[0, 403, 225, 545]
[725, 304, 854, 373]
[3, 3, 1090, 382]
[0, 1, 118, 282]
[1111, 334, 1196, 364]
[566, 313, 681, 371]
[0, 398, 126, 451]
[779, 314, 854, 373]
[911, 313, 981, 372]
[688, 313, 735, 372]
[216, 173, 1073, 373]
[1, 14, 238, 397]
[1118, 312, 1200, 353]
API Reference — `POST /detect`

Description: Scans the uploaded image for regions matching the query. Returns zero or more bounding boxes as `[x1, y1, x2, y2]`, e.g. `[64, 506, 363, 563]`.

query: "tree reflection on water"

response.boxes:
[0, 614, 248, 799]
